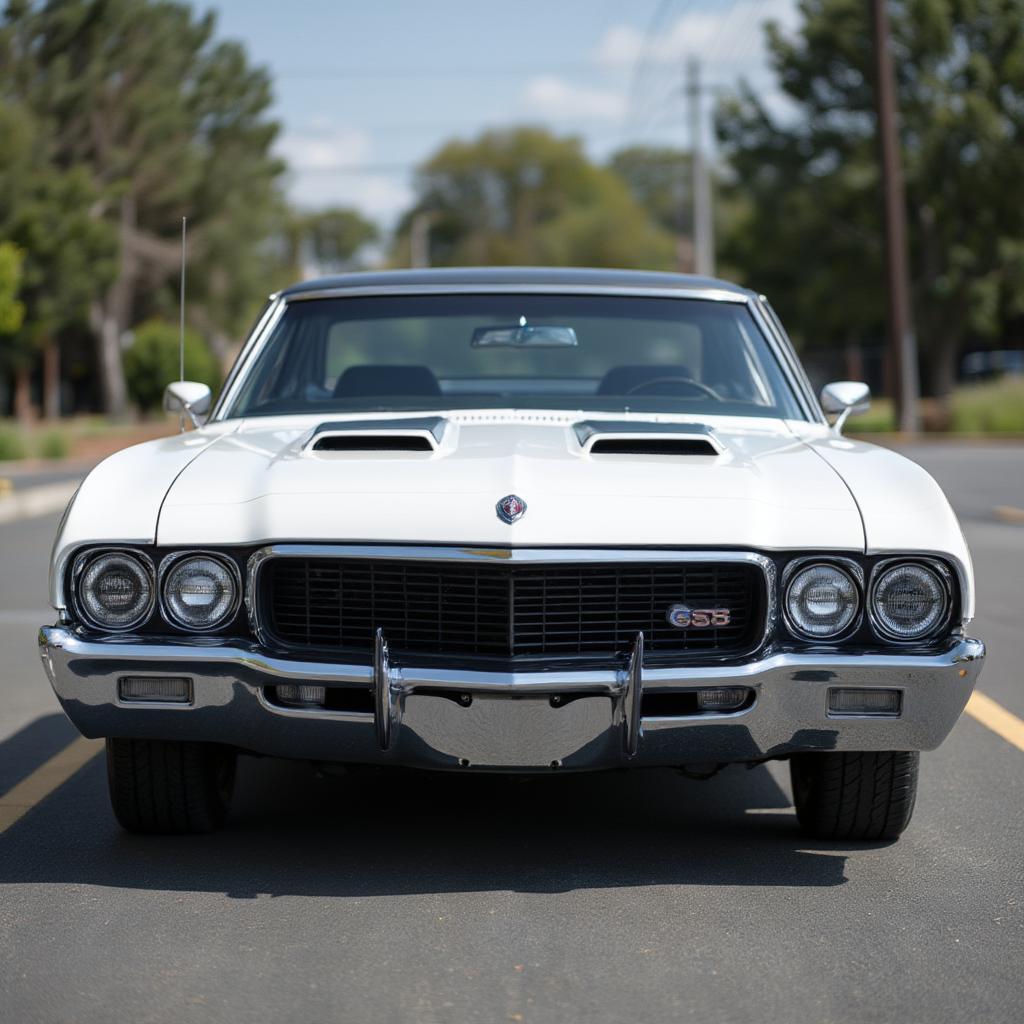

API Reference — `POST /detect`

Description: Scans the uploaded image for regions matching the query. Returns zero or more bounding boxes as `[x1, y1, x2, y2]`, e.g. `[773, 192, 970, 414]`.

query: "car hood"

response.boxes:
[153, 412, 865, 551]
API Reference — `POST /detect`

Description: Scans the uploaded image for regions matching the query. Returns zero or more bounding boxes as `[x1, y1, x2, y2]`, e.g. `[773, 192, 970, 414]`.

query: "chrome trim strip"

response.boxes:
[282, 283, 750, 303]
[211, 296, 287, 421]
[245, 545, 776, 655]
[753, 296, 826, 424]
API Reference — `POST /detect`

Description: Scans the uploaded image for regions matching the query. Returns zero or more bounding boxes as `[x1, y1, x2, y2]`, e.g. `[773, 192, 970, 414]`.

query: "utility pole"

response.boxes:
[870, 0, 919, 432]
[410, 211, 434, 269]
[687, 57, 715, 277]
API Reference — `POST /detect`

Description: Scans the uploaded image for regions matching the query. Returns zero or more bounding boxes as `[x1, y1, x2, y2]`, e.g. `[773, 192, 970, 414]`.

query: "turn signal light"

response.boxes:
[696, 687, 749, 711]
[276, 684, 327, 707]
[118, 676, 192, 704]
[828, 687, 901, 717]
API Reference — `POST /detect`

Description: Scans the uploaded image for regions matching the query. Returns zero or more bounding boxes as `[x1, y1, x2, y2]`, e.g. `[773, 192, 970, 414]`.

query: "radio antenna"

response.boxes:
[179, 216, 187, 382]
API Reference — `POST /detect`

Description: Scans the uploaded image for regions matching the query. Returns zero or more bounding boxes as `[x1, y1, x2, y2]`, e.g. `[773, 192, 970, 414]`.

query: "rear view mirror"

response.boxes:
[164, 380, 212, 429]
[820, 381, 871, 434]
[471, 324, 578, 348]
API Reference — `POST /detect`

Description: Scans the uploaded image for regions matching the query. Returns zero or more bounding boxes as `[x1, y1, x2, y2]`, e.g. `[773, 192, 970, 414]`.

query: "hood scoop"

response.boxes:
[308, 416, 447, 453]
[574, 420, 722, 457]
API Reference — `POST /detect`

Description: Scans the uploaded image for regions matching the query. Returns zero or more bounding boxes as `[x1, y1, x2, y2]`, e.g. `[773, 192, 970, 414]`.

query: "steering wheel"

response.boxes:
[624, 376, 723, 400]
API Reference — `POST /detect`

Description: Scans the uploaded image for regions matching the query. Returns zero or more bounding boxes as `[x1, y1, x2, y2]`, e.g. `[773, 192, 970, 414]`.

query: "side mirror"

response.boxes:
[820, 381, 871, 434]
[164, 381, 212, 429]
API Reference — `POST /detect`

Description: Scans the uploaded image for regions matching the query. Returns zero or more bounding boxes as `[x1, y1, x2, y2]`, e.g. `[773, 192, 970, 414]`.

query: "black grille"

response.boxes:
[261, 557, 765, 663]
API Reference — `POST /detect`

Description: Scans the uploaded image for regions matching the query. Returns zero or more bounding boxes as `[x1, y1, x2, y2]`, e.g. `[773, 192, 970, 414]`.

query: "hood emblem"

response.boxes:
[496, 494, 527, 524]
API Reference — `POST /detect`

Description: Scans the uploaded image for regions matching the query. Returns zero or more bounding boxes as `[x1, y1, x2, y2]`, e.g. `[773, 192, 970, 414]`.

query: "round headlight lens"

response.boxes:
[79, 552, 153, 630]
[871, 563, 948, 640]
[162, 556, 237, 630]
[786, 563, 860, 639]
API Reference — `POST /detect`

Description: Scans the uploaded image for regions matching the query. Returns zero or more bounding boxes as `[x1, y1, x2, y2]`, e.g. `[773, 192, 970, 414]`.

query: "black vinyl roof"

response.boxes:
[277, 266, 751, 299]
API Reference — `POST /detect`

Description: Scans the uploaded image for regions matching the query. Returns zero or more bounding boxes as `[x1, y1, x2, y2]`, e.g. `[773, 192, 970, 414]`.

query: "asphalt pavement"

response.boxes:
[0, 442, 1021, 1024]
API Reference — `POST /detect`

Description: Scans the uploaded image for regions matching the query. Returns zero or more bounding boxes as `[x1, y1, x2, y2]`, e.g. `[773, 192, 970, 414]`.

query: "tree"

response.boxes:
[0, 242, 25, 335]
[281, 207, 379, 279]
[0, 98, 116, 420]
[716, 0, 1024, 406]
[397, 127, 676, 270]
[2, 0, 285, 413]
[609, 146, 691, 236]
[123, 319, 220, 411]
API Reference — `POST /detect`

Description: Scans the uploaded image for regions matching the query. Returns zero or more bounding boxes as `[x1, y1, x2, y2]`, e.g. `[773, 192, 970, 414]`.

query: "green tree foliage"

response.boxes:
[0, 242, 25, 336]
[281, 208, 379, 278]
[716, 0, 1024, 398]
[1, 0, 285, 413]
[609, 146, 691, 236]
[398, 127, 676, 270]
[122, 319, 221, 412]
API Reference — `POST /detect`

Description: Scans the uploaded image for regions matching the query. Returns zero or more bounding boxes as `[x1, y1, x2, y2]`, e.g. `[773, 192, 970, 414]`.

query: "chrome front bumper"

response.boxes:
[39, 626, 985, 771]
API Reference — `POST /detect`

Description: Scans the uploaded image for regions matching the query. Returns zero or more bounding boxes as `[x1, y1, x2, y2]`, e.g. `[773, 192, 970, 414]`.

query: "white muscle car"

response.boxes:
[39, 269, 985, 839]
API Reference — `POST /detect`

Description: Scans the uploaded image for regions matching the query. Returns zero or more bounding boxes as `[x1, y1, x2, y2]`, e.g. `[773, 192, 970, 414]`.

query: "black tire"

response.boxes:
[790, 750, 919, 841]
[106, 738, 236, 834]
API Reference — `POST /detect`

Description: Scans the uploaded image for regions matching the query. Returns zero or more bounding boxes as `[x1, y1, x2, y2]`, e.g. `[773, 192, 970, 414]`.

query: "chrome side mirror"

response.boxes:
[164, 380, 212, 430]
[820, 381, 871, 435]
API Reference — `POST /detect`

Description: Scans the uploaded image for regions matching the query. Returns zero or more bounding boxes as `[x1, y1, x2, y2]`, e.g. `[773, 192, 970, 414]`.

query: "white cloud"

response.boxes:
[279, 125, 372, 171]
[276, 123, 413, 225]
[593, 0, 799, 71]
[521, 75, 627, 121]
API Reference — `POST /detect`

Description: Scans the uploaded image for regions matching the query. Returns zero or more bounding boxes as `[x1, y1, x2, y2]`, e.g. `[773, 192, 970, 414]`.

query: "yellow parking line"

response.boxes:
[0, 736, 103, 835]
[993, 505, 1024, 525]
[965, 691, 1024, 753]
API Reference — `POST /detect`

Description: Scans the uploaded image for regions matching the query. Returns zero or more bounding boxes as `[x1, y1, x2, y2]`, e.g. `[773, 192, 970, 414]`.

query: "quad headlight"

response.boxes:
[785, 562, 860, 639]
[161, 554, 239, 631]
[77, 551, 154, 630]
[870, 562, 949, 640]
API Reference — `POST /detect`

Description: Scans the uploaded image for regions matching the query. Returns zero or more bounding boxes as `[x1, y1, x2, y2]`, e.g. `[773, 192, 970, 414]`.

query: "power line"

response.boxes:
[274, 62, 619, 80]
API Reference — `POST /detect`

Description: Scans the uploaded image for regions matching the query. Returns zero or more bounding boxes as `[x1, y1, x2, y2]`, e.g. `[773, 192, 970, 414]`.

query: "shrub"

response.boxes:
[38, 430, 70, 460]
[123, 319, 222, 413]
[0, 426, 27, 461]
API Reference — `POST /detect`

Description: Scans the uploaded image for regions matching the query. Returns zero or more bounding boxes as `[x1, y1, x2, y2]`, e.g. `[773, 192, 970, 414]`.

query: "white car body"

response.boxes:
[50, 411, 974, 616]
[40, 270, 984, 816]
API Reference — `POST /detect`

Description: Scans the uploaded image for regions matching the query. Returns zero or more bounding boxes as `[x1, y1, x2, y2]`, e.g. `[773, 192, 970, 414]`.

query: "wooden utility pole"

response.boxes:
[870, 0, 919, 432]
[687, 57, 715, 277]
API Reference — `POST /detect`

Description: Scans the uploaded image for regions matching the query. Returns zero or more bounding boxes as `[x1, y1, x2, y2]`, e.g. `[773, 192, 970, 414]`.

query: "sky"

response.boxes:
[203, 0, 799, 228]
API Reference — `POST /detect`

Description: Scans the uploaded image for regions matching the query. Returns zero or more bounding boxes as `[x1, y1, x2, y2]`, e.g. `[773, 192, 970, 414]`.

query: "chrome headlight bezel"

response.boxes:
[782, 557, 863, 641]
[158, 551, 242, 633]
[868, 558, 953, 642]
[72, 548, 156, 632]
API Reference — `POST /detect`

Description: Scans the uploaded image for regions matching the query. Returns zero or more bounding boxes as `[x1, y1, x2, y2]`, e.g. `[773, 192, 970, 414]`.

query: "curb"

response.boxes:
[0, 481, 79, 525]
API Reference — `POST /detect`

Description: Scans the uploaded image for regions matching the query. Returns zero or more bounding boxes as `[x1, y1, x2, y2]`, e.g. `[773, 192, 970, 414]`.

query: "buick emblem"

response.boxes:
[496, 494, 527, 524]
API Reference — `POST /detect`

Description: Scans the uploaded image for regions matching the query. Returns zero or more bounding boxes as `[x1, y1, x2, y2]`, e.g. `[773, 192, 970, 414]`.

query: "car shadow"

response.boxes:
[0, 714, 863, 897]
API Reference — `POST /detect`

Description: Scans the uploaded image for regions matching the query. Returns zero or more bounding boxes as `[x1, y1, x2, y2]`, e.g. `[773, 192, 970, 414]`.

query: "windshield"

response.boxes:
[225, 294, 805, 420]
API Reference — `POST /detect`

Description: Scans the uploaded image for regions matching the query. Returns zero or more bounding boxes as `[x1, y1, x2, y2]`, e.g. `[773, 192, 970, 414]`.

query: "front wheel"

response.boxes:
[106, 738, 236, 834]
[790, 750, 919, 841]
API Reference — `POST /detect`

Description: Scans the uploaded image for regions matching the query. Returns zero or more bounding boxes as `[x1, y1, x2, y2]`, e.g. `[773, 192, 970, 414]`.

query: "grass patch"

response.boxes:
[0, 425, 28, 461]
[845, 397, 895, 433]
[37, 429, 70, 460]
[951, 378, 1024, 433]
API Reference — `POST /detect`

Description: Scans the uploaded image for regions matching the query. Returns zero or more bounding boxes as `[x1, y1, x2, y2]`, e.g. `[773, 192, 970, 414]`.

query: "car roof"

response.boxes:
[277, 266, 753, 300]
